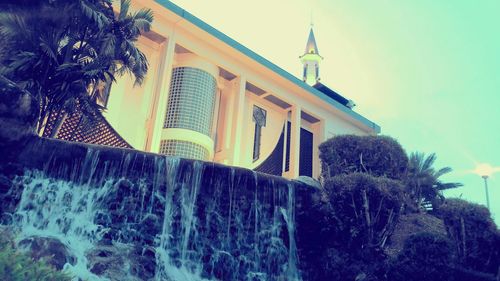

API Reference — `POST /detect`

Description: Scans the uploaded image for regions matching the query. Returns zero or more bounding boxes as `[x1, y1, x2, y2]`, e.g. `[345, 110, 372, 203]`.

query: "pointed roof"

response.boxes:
[304, 28, 320, 55]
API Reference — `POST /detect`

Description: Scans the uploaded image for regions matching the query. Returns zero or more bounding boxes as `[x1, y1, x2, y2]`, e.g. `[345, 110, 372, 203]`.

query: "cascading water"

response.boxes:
[2, 139, 302, 281]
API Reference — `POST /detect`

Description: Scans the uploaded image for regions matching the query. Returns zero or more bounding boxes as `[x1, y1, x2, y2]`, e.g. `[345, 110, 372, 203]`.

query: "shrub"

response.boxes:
[387, 232, 455, 281]
[323, 173, 405, 251]
[319, 135, 408, 180]
[436, 198, 500, 274]
[0, 239, 72, 281]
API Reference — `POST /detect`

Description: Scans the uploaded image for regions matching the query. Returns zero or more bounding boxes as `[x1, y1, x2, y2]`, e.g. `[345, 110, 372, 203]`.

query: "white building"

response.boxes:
[65, 0, 381, 179]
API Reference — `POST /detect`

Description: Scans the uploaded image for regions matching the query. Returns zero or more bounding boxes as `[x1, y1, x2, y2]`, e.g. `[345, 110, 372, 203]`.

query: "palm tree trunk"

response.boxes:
[49, 110, 68, 138]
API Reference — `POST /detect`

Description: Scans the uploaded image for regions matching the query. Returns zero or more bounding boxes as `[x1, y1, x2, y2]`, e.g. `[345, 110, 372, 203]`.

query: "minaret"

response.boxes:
[300, 26, 323, 85]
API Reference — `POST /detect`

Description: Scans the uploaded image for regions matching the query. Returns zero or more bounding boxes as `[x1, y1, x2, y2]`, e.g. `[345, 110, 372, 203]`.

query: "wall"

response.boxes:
[242, 94, 286, 170]
[104, 39, 161, 150]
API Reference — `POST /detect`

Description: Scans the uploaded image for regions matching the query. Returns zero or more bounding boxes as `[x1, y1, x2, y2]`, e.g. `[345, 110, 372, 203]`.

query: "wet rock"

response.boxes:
[18, 236, 76, 270]
[87, 244, 132, 279]
[130, 245, 157, 279]
[87, 243, 154, 281]
[210, 250, 236, 280]
[0, 175, 11, 195]
[140, 213, 160, 237]
[0, 177, 24, 215]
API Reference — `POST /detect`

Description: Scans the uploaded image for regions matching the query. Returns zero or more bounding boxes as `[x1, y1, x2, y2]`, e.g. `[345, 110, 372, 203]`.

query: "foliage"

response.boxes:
[307, 135, 490, 281]
[319, 135, 408, 181]
[323, 173, 406, 251]
[0, 0, 153, 135]
[0, 237, 72, 281]
[387, 232, 456, 281]
[436, 198, 500, 275]
[405, 152, 463, 209]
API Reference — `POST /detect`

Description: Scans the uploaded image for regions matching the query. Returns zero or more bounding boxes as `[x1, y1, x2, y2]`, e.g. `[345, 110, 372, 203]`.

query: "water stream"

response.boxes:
[6, 146, 301, 280]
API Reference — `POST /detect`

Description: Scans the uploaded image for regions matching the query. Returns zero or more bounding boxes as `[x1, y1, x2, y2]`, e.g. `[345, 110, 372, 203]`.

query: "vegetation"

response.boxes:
[405, 152, 463, 209]
[387, 232, 455, 281]
[0, 236, 72, 281]
[323, 173, 405, 251]
[319, 135, 408, 181]
[436, 199, 500, 274]
[0, 0, 153, 136]
[298, 135, 499, 281]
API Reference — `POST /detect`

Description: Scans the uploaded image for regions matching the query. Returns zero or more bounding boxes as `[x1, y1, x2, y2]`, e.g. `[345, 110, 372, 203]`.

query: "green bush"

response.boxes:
[0, 240, 72, 281]
[388, 232, 455, 281]
[436, 198, 500, 274]
[323, 173, 405, 251]
[319, 135, 408, 180]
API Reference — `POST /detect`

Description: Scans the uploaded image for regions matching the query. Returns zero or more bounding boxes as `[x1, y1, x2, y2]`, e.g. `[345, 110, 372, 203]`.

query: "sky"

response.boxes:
[170, 0, 500, 224]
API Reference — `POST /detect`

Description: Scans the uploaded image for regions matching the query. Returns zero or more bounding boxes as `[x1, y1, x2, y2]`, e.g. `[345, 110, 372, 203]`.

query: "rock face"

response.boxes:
[0, 136, 307, 281]
[18, 237, 77, 270]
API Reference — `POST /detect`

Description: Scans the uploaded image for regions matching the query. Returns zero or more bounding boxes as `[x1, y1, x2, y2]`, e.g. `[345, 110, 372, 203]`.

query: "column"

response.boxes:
[229, 75, 246, 166]
[158, 53, 219, 160]
[288, 105, 301, 178]
[149, 34, 177, 153]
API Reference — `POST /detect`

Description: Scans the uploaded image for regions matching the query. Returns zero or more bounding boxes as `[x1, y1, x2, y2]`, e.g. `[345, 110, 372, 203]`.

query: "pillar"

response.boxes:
[229, 75, 246, 166]
[150, 34, 177, 153]
[287, 105, 301, 178]
[158, 53, 219, 160]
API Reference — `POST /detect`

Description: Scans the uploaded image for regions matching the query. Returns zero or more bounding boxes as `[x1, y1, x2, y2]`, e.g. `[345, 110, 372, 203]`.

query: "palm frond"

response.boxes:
[131, 9, 153, 33]
[119, 0, 131, 20]
[0, 14, 32, 44]
[434, 167, 452, 178]
[79, 0, 110, 29]
[422, 153, 436, 171]
[436, 182, 463, 191]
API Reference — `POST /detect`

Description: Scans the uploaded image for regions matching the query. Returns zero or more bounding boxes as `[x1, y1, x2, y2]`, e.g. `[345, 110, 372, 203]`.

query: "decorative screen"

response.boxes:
[163, 67, 217, 136]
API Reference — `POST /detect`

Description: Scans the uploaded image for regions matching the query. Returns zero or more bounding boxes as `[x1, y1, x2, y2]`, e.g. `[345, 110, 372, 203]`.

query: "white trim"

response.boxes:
[161, 128, 215, 159]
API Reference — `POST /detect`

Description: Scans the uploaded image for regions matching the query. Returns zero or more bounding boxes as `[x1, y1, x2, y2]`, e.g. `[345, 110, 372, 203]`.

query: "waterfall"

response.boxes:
[3, 140, 302, 281]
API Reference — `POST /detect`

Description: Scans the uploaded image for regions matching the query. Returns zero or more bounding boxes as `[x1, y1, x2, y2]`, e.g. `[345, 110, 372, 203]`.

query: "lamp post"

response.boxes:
[473, 163, 495, 210]
[481, 175, 490, 210]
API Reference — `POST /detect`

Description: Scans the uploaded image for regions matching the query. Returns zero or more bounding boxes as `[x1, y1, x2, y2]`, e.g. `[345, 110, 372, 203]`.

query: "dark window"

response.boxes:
[285, 122, 314, 177]
[252, 105, 266, 161]
[299, 127, 314, 177]
[285, 121, 291, 172]
[254, 124, 285, 176]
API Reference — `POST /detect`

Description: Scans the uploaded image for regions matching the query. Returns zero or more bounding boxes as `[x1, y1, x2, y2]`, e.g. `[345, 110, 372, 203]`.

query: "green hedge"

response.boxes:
[388, 232, 455, 281]
[436, 198, 500, 275]
[323, 173, 405, 250]
[319, 135, 408, 180]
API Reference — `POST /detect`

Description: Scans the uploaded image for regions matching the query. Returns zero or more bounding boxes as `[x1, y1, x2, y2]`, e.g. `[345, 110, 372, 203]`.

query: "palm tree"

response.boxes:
[405, 152, 463, 210]
[0, 0, 153, 136]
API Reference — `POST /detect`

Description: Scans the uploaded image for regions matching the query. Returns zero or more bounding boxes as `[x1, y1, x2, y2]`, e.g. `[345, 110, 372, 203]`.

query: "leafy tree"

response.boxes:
[323, 173, 405, 251]
[387, 232, 456, 281]
[405, 152, 462, 209]
[319, 135, 408, 181]
[0, 0, 153, 136]
[436, 198, 500, 275]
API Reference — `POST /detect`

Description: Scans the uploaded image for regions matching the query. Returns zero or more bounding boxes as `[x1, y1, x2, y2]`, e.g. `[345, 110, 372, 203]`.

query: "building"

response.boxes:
[53, 0, 380, 179]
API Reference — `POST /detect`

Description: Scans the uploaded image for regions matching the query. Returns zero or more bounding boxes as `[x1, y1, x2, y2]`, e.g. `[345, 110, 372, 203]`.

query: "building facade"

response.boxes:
[102, 0, 380, 179]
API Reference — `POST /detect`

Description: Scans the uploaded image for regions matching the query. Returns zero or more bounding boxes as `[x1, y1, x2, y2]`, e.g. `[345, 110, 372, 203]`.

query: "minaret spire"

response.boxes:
[300, 26, 322, 85]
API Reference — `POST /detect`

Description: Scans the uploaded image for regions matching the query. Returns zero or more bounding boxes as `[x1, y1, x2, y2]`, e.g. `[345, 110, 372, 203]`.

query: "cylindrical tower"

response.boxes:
[159, 53, 218, 160]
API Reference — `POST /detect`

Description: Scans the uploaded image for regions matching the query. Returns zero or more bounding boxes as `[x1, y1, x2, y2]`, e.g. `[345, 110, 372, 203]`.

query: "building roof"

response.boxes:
[304, 28, 320, 55]
[313, 82, 350, 108]
[155, 0, 380, 133]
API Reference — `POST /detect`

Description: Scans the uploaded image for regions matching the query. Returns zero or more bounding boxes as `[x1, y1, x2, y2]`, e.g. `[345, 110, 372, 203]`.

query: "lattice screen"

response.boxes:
[42, 105, 132, 149]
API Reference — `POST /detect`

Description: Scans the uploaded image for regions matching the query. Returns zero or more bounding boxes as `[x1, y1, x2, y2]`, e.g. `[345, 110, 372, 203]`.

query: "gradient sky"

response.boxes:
[170, 0, 500, 224]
